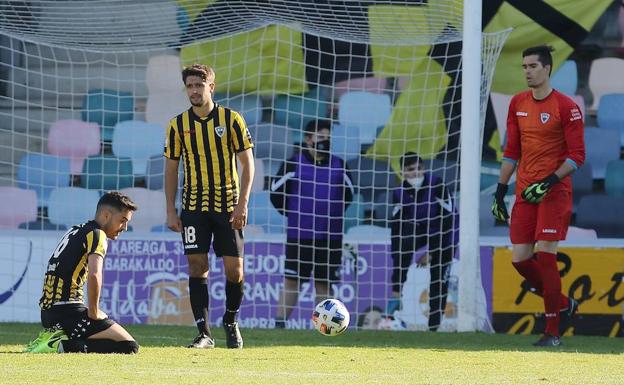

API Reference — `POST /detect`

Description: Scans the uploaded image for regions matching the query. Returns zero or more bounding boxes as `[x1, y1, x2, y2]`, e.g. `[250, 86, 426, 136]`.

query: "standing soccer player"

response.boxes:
[491, 45, 585, 346]
[26, 191, 139, 354]
[164, 64, 254, 349]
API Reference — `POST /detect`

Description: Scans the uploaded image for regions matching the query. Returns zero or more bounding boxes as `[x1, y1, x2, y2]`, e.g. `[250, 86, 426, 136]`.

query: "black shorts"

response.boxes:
[285, 238, 342, 284]
[41, 303, 116, 340]
[181, 209, 244, 257]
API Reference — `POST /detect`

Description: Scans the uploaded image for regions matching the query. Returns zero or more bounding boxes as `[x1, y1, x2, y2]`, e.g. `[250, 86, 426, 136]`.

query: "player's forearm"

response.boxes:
[164, 161, 179, 213]
[237, 151, 255, 205]
[553, 161, 577, 180]
[87, 271, 102, 315]
[498, 160, 516, 185]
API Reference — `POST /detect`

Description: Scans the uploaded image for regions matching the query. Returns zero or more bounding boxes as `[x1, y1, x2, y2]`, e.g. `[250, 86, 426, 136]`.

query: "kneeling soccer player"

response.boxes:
[25, 191, 139, 354]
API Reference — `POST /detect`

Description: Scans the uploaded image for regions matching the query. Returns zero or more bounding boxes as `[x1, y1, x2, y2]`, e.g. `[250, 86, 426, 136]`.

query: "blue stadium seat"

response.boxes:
[597, 93, 624, 144]
[81, 89, 134, 142]
[47, 187, 100, 228]
[247, 190, 285, 233]
[338, 91, 391, 144]
[272, 86, 331, 133]
[80, 155, 134, 191]
[112, 120, 164, 176]
[576, 194, 624, 238]
[16, 153, 71, 207]
[551, 60, 578, 96]
[214, 93, 263, 126]
[346, 156, 397, 203]
[584, 127, 621, 179]
[571, 163, 593, 207]
[249, 123, 294, 175]
[605, 160, 624, 197]
[331, 123, 362, 161]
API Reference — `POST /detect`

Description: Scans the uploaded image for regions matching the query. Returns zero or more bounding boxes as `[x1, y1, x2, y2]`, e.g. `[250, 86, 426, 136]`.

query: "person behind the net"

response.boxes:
[491, 45, 585, 347]
[164, 64, 254, 349]
[25, 191, 139, 354]
[388, 152, 457, 331]
[270, 119, 354, 329]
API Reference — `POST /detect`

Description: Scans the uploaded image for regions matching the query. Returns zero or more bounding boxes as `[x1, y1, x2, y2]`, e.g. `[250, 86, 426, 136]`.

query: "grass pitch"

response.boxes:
[1, 323, 623, 385]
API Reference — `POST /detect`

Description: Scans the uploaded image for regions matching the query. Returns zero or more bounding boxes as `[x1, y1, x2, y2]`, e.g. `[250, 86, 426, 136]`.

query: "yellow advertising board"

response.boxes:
[493, 247, 624, 337]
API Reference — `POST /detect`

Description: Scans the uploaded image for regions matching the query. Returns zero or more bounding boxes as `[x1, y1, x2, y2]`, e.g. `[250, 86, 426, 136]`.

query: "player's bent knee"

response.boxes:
[119, 340, 139, 354]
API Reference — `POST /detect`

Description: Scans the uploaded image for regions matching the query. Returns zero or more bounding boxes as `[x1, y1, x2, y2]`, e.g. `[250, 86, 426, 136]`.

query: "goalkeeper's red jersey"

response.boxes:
[503, 89, 585, 195]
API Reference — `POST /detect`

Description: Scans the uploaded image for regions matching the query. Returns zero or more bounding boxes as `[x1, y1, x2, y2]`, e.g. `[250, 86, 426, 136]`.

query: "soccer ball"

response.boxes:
[312, 298, 350, 336]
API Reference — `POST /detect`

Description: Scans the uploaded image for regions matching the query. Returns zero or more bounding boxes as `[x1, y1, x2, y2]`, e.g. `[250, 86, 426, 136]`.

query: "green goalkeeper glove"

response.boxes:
[491, 183, 509, 222]
[521, 173, 559, 204]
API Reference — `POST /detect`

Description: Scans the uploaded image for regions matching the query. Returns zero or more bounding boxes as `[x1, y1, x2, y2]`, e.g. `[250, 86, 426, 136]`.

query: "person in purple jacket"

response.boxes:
[270, 119, 355, 328]
[389, 152, 458, 331]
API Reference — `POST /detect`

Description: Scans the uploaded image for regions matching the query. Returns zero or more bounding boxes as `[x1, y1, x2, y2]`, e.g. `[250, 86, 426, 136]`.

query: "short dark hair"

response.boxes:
[97, 191, 138, 213]
[522, 45, 554, 75]
[400, 152, 423, 169]
[181, 64, 215, 84]
[304, 119, 332, 137]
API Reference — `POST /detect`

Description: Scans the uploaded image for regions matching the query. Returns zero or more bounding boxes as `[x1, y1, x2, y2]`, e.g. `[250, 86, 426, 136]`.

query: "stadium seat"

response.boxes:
[571, 163, 594, 206]
[47, 187, 100, 228]
[214, 93, 263, 126]
[272, 87, 331, 133]
[81, 89, 134, 142]
[112, 120, 164, 176]
[551, 60, 578, 96]
[597, 93, 624, 144]
[247, 190, 286, 233]
[565, 226, 598, 241]
[426, 158, 460, 194]
[0, 187, 37, 229]
[576, 195, 624, 238]
[331, 123, 362, 161]
[346, 156, 398, 203]
[80, 155, 134, 191]
[146, 54, 184, 93]
[119, 188, 166, 232]
[146, 91, 189, 130]
[338, 91, 392, 144]
[490, 92, 513, 147]
[249, 123, 294, 175]
[333, 77, 388, 103]
[16, 153, 71, 207]
[584, 127, 621, 179]
[605, 160, 624, 197]
[345, 224, 391, 243]
[588, 58, 624, 110]
[47, 119, 101, 175]
[480, 161, 500, 192]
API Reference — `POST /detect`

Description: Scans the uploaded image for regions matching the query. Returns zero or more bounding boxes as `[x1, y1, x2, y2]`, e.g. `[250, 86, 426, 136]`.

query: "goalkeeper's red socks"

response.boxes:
[512, 256, 569, 310]
[536, 251, 562, 336]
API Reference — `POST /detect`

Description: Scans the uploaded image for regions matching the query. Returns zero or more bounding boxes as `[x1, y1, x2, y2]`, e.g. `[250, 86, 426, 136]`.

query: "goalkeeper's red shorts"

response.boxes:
[510, 189, 572, 244]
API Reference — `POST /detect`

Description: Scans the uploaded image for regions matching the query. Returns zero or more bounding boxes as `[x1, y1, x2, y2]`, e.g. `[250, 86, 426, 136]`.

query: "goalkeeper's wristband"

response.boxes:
[540, 173, 560, 188]
[494, 183, 508, 201]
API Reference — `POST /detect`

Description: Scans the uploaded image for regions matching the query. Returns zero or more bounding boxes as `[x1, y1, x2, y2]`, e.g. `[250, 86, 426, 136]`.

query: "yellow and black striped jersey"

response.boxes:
[39, 221, 108, 310]
[163, 104, 254, 213]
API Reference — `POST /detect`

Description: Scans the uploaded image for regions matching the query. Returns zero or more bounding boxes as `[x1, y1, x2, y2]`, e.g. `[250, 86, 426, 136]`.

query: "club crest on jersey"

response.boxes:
[540, 113, 550, 124]
[215, 126, 225, 137]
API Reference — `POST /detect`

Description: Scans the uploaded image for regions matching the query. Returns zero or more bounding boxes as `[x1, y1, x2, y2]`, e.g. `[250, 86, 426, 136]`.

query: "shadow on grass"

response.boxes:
[2, 323, 623, 354]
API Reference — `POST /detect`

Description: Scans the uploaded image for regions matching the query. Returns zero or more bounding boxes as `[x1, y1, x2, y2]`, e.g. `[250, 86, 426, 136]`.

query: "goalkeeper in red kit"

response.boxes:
[491, 45, 585, 347]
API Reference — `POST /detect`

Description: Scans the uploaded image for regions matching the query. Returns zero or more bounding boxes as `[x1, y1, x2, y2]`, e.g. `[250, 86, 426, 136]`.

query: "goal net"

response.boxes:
[0, 0, 508, 332]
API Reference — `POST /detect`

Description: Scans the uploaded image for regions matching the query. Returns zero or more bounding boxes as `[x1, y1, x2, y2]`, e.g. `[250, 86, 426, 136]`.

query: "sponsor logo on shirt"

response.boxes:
[516, 111, 528, 117]
[542, 228, 557, 234]
[570, 108, 582, 121]
[540, 113, 550, 124]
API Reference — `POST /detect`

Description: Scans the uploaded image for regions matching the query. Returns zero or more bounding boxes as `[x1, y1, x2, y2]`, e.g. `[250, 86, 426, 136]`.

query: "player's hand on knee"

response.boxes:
[167, 211, 182, 232]
[88, 309, 108, 320]
[492, 183, 510, 222]
[521, 174, 559, 204]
